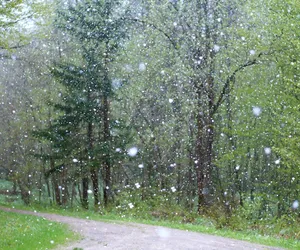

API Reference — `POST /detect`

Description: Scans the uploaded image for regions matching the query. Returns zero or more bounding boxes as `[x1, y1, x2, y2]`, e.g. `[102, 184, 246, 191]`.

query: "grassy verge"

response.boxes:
[1, 202, 299, 249]
[0, 209, 79, 250]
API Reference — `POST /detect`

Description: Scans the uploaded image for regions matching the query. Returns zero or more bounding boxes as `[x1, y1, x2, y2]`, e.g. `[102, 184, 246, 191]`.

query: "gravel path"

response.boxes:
[0, 206, 283, 250]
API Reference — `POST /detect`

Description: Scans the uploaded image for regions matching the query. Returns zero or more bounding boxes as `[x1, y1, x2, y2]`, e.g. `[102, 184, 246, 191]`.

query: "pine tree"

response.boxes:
[44, 0, 131, 208]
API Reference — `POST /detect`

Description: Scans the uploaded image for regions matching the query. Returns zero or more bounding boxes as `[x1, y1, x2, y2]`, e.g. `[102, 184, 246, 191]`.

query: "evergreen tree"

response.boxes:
[40, 0, 131, 208]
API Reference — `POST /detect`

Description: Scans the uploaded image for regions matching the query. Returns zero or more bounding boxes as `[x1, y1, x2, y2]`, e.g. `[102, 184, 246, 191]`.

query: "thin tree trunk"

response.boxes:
[61, 166, 68, 206]
[82, 176, 89, 209]
[50, 158, 61, 206]
[87, 103, 100, 208]
[103, 94, 111, 207]
[91, 168, 99, 208]
[103, 41, 111, 207]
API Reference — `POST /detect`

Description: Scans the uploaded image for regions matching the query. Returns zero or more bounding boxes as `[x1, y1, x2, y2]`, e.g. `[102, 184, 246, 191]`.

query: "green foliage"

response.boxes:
[0, 0, 50, 49]
[2, 1, 300, 248]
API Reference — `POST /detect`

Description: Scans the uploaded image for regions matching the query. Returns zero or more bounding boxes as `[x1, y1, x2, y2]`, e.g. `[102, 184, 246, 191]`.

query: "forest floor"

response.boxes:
[0, 206, 283, 250]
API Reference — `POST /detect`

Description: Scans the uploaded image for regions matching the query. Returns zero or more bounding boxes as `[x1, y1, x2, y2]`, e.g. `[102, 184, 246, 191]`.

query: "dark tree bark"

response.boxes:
[50, 158, 61, 206]
[82, 175, 89, 209]
[103, 94, 111, 207]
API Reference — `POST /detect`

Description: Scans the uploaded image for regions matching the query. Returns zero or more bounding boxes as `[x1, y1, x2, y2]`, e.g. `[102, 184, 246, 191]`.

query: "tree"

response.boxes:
[120, 0, 269, 212]
[43, 0, 131, 208]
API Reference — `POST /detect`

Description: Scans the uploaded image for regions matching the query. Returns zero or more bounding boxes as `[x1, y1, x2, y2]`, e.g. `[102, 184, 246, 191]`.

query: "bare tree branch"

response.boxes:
[125, 17, 178, 50]
[212, 52, 268, 115]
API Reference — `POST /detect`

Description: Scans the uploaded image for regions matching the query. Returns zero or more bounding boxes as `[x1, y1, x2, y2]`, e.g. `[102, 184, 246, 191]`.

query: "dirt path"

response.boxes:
[0, 206, 283, 250]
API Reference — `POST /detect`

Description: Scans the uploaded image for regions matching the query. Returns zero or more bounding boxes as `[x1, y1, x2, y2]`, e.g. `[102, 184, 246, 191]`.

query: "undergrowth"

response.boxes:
[0, 180, 300, 249]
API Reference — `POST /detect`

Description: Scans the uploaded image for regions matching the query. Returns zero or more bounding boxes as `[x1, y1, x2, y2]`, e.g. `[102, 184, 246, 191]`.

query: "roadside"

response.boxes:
[0, 206, 283, 250]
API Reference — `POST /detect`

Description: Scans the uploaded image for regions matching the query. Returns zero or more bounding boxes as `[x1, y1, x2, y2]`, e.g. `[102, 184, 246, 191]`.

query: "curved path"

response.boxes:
[0, 206, 283, 250]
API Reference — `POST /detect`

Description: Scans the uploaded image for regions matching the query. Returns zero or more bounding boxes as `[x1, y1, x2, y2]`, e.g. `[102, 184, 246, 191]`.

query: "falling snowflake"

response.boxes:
[292, 200, 299, 209]
[128, 203, 134, 209]
[128, 147, 138, 157]
[264, 147, 271, 155]
[156, 228, 171, 238]
[73, 159, 79, 163]
[171, 186, 176, 192]
[213, 45, 220, 52]
[135, 183, 141, 189]
[252, 106, 261, 116]
[138, 164, 144, 169]
[250, 50, 256, 55]
[139, 62, 146, 71]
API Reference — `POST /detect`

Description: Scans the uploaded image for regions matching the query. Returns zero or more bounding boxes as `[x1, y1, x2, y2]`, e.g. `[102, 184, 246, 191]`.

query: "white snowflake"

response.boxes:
[139, 62, 146, 71]
[128, 147, 138, 157]
[264, 147, 271, 155]
[252, 106, 261, 116]
[292, 200, 299, 209]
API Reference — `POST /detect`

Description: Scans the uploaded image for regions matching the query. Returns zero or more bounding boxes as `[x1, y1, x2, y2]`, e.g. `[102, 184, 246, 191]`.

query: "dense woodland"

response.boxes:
[1, 0, 300, 229]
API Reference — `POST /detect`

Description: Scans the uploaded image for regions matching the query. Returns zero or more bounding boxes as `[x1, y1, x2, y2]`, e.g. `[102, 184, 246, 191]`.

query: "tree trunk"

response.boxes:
[102, 42, 111, 207]
[87, 109, 100, 209]
[91, 168, 99, 208]
[61, 166, 69, 206]
[103, 94, 111, 207]
[195, 75, 215, 213]
[50, 158, 61, 206]
[82, 176, 89, 209]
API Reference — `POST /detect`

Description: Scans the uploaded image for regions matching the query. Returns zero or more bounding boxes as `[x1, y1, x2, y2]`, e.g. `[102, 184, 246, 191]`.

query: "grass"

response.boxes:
[0, 179, 15, 190]
[0, 178, 299, 249]
[1, 202, 299, 250]
[0, 209, 79, 250]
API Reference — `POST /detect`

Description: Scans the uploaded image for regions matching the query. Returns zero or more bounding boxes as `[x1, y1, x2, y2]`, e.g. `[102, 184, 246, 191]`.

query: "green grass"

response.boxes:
[0, 179, 14, 190]
[1, 202, 299, 250]
[0, 178, 298, 250]
[0, 210, 79, 250]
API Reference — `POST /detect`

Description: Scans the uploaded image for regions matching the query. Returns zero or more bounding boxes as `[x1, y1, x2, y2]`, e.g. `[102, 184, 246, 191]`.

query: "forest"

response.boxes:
[0, 0, 300, 241]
